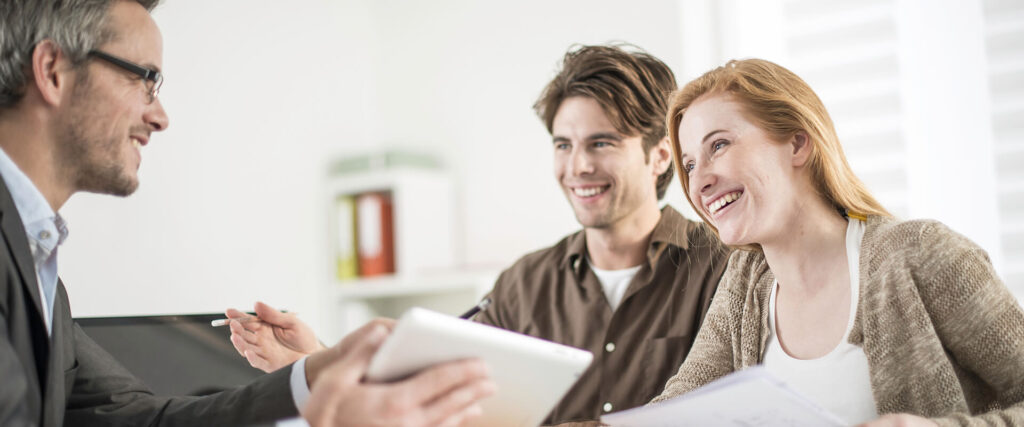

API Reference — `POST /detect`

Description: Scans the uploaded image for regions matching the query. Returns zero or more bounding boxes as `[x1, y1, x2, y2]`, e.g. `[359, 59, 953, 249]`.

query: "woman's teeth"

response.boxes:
[708, 191, 742, 214]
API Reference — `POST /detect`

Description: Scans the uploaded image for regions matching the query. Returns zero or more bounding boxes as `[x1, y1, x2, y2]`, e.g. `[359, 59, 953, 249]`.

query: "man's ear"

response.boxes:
[652, 136, 673, 175]
[30, 40, 73, 108]
[790, 131, 812, 168]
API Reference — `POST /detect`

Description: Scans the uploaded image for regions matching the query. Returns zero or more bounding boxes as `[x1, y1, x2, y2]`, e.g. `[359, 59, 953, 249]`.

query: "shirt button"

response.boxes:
[38, 231, 51, 240]
[603, 402, 613, 412]
[605, 342, 616, 353]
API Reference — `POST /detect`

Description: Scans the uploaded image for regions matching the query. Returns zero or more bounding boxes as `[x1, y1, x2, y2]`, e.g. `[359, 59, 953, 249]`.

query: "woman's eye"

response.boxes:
[684, 162, 695, 174]
[712, 140, 728, 151]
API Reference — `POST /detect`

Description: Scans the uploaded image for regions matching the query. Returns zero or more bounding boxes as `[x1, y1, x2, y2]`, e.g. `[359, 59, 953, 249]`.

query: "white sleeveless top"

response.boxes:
[762, 218, 879, 425]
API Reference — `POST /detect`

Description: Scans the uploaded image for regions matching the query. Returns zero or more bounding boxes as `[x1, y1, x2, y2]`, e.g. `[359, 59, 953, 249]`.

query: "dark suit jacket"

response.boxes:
[0, 177, 299, 426]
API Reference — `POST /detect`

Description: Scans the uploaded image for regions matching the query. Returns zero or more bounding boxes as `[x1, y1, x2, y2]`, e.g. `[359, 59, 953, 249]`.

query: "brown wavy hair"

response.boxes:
[667, 59, 890, 246]
[534, 44, 677, 200]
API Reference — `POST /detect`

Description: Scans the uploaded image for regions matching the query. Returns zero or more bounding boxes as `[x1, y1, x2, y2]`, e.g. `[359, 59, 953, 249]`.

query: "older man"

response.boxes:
[0, 1, 491, 425]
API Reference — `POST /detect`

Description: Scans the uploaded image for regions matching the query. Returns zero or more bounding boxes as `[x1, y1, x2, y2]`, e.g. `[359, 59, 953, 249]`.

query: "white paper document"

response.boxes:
[601, 366, 847, 427]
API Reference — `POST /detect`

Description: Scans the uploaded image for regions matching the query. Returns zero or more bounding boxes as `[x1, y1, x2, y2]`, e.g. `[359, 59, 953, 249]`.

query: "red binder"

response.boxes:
[356, 192, 395, 277]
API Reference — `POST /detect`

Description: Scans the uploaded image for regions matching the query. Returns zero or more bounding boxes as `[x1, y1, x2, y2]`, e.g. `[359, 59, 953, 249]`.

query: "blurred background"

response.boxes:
[61, 0, 1024, 342]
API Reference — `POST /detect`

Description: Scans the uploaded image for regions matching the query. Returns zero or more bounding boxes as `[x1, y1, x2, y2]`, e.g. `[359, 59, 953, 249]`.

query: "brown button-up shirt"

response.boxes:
[475, 207, 731, 424]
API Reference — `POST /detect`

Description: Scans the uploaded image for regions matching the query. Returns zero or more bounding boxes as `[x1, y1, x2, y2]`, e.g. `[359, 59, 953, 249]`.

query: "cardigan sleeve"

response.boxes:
[911, 222, 1024, 426]
[649, 250, 750, 403]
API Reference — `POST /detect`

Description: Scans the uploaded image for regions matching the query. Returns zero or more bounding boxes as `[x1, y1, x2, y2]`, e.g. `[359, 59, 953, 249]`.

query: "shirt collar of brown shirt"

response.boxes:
[560, 206, 695, 275]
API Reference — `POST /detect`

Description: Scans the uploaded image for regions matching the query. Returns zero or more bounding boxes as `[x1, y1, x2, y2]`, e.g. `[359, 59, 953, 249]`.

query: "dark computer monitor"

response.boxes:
[76, 313, 266, 396]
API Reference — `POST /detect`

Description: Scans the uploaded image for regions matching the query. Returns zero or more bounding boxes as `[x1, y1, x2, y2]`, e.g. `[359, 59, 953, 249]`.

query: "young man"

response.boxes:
[0, 1, 491, 426]
[474, 45, 730, 423]
[227, 45, 730, 424]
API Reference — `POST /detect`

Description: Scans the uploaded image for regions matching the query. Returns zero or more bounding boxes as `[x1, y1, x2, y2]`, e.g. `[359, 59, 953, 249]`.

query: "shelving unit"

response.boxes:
[319, 152, 497, 341]
[326, 167, 455, 279]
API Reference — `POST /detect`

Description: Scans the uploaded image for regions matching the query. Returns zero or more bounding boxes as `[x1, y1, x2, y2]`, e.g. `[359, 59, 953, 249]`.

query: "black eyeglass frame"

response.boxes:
[88, 50, 163, 103]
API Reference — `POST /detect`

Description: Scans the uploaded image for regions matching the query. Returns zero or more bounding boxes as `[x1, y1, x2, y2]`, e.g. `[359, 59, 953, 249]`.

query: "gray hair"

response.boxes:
[0, 0, 160, 110]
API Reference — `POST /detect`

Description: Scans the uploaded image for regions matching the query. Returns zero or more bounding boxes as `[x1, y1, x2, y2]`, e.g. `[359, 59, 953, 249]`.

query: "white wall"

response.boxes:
[60, 0, 692, 335]
[61, 0, 379, 327]
[360, 0, 689, 266]
[60, 0, 1022, 331]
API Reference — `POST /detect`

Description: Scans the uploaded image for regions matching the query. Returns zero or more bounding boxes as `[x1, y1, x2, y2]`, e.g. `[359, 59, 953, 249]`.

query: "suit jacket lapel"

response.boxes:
[42, 279, 73, 427]
[0, 176, 47, 333]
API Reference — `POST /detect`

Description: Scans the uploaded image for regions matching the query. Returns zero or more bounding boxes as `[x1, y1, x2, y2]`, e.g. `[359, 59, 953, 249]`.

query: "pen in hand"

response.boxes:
[210, 316, 260, 327]
[211, 309, 295, 327]
[213, 302, 479, 326]
[459, 298, 492, 320]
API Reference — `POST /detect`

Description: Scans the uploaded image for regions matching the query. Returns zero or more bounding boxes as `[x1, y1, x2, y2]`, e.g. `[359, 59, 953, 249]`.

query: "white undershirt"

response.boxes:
[589, 261, 642, 311]
[762, 218, 878, 425]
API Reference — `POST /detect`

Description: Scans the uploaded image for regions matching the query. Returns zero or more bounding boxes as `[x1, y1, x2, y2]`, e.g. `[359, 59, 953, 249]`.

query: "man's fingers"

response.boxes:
[374, 317, 397, 330]
[435, 403, 484, 427]
[226, 306, 268, 334]
[229, 332, 248, 357]
[421, 378, 494, 427]
[225, 307, 249, 319]
[302, 360, 353, 424]
[338, 322, 390, 367]
[333, 319, 392, 356]
[228, 319, 246, 336]
[254, 301, 294, 327]
[378, 367, 492, 427]
[227, 314, 265, 337]
[231, 334, 266, 360]
[244, 349, 272, 372]
[312, 321, 390, 385]
[303, 403, 334, 427]
[230, 321, 263, 346]
[404, 359, 490, 406]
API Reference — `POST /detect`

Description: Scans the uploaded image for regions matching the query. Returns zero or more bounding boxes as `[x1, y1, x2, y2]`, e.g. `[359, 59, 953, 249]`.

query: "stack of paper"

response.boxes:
[602, 366, 846, 427]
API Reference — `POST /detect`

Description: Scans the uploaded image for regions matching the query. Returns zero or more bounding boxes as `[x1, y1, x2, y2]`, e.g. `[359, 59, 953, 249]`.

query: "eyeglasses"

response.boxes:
[88, 50, 163, 103]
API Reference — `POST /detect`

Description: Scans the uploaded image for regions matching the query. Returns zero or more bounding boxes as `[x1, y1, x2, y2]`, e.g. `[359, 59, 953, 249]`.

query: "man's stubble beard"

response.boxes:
[572, 184, 654, 231]
[572, 192, 625, 230]
[56, 73, 139, 197]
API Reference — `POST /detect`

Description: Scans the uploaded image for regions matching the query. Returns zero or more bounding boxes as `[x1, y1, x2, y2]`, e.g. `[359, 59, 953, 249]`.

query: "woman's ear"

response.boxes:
[791, 131, 812, 168]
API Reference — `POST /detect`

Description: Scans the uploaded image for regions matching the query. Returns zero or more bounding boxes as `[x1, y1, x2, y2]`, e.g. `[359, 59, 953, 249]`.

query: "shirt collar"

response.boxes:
[648, 206, 693, 250]
[562, 206, 695, 272]
[0, 146, 67, 242]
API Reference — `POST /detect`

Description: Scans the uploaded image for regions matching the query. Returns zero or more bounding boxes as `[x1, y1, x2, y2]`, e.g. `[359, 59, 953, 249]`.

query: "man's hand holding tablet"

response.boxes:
[303, 319, 497, 427]
[365, 308, 593, 427]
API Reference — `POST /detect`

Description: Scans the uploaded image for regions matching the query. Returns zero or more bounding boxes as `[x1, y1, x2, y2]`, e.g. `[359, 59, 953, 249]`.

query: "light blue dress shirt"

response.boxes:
[0, 147, 67, 336]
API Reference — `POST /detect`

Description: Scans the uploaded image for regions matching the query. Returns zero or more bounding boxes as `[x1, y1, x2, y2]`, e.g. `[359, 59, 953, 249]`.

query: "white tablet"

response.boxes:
[366, 307, 593, 427]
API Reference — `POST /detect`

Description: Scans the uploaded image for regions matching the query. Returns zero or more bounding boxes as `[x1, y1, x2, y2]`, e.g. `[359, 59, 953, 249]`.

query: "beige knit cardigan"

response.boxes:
[652, 216, 1024, 426]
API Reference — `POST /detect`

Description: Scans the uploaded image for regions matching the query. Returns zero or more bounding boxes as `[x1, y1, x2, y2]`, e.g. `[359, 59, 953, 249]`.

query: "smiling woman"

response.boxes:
[652, 59, 1024, 426]
[671, 59, 890, 251]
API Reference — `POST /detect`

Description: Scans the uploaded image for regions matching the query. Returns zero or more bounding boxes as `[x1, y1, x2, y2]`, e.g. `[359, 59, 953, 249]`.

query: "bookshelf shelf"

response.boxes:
[333, 271, 496, 300]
